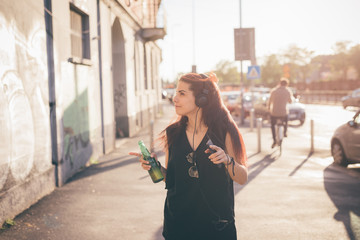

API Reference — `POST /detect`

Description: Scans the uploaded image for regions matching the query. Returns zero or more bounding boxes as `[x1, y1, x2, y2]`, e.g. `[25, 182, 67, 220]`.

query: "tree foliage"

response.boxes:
[330, 41, 351, 80]
[209, 42, 360, 88]
[261, 54, 282, 86]
[213, 60, 240, 84]
[349, 44, 360, 78]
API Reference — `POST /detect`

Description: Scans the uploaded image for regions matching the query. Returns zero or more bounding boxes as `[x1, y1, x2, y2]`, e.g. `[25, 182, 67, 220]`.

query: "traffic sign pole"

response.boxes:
[239, 0, 244, 125]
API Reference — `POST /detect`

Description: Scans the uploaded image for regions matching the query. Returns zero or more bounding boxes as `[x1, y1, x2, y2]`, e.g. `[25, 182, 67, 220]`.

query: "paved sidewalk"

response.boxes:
[0, 101, 279, 240]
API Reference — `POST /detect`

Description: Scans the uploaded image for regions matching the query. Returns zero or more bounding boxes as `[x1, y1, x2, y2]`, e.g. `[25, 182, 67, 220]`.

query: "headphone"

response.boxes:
[195, 74, 210, 108]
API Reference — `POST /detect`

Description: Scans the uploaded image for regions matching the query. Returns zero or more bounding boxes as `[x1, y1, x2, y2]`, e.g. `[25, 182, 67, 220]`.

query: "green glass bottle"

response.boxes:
[138, 140, 164, 183]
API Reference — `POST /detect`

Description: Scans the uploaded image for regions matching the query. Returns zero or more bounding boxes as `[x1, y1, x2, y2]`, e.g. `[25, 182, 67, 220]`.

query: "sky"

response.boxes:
[158, 0, 360, 82]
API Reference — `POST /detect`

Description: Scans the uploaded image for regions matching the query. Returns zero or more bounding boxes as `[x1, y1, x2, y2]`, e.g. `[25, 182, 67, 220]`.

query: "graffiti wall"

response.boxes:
[50, 0, 102, 184]
[57, 63, 95, 184]
[0, 0, 55, 223]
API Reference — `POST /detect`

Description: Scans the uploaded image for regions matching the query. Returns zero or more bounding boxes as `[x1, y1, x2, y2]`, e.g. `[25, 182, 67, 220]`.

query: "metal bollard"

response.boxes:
[310, 119, 314, 153]
[150, 120, 154, 153]
[256, 118, 262, 153]
[250, 108, 255, 132]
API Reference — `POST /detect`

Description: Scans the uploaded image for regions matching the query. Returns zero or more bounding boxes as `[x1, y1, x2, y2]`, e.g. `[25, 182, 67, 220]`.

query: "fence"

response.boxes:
[298, 90, 351, 105]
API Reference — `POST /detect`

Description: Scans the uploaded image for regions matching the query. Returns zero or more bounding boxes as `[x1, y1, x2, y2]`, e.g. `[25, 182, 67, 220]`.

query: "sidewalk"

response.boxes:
[0, 101, 270, 240]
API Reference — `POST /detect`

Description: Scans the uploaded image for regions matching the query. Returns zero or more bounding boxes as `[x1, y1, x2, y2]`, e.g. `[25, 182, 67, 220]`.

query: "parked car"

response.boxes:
[341, 88, 360, 109]
[163, 88, 176, 103]
[288, 100, 306, 125]
[331, 110, 360, 167]
[221, 91, 242, 116]
[221, 91, 261, 118]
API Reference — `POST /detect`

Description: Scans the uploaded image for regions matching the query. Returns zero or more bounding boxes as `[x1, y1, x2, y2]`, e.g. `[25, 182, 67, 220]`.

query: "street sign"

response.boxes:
[234, 28, 255, 62]
[247, 65, 261, 80]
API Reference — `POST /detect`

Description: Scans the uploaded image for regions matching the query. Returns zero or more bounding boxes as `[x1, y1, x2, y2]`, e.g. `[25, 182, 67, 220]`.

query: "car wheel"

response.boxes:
[331, 140, 348, 167]
[299, 113, 306, 126]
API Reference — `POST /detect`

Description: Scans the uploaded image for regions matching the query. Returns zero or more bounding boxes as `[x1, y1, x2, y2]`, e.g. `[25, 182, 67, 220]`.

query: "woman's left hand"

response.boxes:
[205, 145, 229, 165]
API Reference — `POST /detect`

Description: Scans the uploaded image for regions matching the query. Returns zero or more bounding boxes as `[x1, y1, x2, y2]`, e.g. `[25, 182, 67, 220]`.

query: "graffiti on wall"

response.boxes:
[0, 15, 51, 192]
[114, 83, 127, 137]
[62, 88, 90, 167]
[114, 83, 127, 115]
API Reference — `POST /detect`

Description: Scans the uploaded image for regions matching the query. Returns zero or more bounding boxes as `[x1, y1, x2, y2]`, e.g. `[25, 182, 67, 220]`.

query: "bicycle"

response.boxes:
[275, 118, 285, 154]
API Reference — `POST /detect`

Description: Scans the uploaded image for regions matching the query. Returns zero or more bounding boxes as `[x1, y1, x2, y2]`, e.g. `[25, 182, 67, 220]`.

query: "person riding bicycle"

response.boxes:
[267, 78, 294, 148]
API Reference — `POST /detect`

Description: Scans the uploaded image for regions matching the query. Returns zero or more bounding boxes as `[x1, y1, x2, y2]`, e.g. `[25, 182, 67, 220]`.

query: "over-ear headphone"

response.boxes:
[195, 74, 209, 108]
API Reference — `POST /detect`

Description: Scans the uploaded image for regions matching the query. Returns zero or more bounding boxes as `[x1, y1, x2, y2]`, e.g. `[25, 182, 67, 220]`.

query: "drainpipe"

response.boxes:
[97, 0, 105, 154]
[44, 0, 59, 186]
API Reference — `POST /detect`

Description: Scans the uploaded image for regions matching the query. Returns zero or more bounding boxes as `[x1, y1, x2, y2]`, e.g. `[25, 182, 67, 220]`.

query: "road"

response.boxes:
[236, 104, 360, 240]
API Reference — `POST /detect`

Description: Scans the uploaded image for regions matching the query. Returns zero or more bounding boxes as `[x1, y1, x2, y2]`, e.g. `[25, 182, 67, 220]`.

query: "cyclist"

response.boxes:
[267, 78, 294, 148]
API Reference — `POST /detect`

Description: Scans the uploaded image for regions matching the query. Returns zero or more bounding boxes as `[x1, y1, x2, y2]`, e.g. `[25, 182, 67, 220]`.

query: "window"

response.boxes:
[70, 4, 90, 60]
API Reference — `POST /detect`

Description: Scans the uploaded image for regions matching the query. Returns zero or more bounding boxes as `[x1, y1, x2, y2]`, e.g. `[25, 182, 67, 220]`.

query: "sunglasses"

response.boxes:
[186, 152, 199, 178]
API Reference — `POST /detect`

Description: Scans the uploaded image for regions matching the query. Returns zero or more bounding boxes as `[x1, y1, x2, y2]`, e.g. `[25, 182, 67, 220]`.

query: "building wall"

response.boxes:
[0, 0, 164, 225]
[51, 0, 103, 185]
[0, 0, 55, 223]
[100, 0, 163, 138]
[99, 0, 116, 153]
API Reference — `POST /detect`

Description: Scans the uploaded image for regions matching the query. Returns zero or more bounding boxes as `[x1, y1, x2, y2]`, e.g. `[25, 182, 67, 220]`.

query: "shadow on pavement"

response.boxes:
[67, 155, 137, 183]
[152, 227, 164, 240]
[67, 150, 165, 184]
[324, 164, 360, 240]
[288, 151, 313, 176]
[235, 153, 278, 195]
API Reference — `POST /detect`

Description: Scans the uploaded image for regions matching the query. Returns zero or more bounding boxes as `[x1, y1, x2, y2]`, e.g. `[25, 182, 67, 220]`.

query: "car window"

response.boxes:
[228, 95, 237, 100]
[353, 88, 360, 97]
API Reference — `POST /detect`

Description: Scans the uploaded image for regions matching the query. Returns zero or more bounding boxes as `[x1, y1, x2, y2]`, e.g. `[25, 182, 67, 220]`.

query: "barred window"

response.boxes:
[70, 4, 90, 60]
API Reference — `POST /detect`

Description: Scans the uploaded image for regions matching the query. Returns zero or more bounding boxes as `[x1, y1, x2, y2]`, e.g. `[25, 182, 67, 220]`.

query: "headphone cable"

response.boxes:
[192, 107, 201, 154]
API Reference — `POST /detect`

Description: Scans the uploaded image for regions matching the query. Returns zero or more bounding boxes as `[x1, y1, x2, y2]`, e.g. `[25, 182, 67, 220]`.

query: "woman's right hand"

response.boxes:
[128, 152, 151, 171]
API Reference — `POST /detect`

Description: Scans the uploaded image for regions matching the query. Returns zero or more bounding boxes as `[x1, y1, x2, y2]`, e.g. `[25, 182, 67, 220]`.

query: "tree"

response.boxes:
[213, 60, 240, 84]
[309, 55, 332, 81]
[349, 44, 360, 79]
[282, 44, 314, 83]
[261, 54, 282, 86]
[330, 41, 351, 80]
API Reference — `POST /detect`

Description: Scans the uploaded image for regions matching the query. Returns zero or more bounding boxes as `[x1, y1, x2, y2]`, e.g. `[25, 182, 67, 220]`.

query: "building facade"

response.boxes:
[0, 0, 165, 225]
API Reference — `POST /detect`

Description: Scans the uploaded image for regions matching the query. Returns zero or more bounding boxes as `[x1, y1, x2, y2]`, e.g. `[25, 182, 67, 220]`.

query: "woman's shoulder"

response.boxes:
[165, 121, 185, 147]
[166, 122, 183, 134]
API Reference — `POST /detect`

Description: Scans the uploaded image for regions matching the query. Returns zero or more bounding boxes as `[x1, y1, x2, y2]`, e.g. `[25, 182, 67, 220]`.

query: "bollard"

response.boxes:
[150, 120, 154, 153]
[310, 119, 314, 153]
[256, 118, 262, 153]
[250, 108, 255, 132]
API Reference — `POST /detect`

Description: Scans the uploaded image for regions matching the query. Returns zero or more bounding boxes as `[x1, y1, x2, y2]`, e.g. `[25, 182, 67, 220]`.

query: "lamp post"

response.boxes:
[192, 0, 197, 73]
[239, 0, 245, 125]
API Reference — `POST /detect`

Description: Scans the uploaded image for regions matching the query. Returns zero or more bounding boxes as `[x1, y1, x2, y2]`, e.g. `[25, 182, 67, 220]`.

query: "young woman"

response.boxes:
[130, 72, 248, 240]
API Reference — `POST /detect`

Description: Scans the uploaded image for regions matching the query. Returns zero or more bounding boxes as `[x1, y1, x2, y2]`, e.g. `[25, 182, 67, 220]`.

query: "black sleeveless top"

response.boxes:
[163, 124, 237, 240]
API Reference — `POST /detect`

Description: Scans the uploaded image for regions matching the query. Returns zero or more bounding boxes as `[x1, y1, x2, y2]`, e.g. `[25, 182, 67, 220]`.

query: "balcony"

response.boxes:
[140, 27, 166, 42]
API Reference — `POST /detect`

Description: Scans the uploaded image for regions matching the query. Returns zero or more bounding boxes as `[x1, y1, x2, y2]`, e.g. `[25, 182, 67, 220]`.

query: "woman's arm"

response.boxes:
[207, 132, 248, 185]
[224, 132, 248, 185]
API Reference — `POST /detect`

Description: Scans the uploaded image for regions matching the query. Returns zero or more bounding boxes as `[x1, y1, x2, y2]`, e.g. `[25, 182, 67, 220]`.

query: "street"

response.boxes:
[237, 103, 360, 240]
[0, 102, 359, 240]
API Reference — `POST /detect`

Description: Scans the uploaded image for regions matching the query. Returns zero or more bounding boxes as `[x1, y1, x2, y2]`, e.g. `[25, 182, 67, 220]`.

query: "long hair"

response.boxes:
[160, 72, 247, 166]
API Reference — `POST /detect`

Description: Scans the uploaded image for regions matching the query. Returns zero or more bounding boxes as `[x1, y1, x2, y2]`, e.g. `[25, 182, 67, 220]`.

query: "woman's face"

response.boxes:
[173, 81, 198, 116]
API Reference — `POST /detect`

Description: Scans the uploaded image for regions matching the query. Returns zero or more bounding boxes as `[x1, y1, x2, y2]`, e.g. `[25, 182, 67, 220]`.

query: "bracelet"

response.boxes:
[226, 154, 235, 176]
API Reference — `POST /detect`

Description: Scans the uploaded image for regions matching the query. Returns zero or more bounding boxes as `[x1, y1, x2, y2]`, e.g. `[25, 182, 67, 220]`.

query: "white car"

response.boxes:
[253, 94, 306, 126]
[341, 88, 360, 109]
[331, 110, 360, 167]
[288, 100, 306, 125]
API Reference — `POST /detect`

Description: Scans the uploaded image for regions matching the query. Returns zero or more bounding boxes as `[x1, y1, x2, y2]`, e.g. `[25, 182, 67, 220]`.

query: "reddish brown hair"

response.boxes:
[159, 72, 247, 166]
